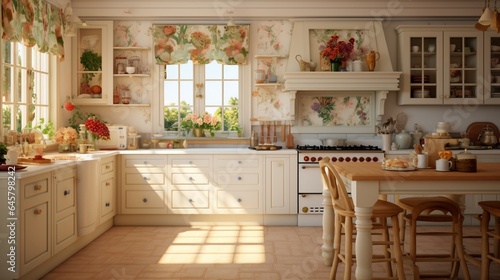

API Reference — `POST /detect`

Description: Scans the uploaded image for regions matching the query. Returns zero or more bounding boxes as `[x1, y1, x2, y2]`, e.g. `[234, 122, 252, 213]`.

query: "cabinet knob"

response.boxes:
[189, 160, 193, 164]
[237, 198, 242, 203]
[189, 177, 194, 181]
[143, 198, 148, 203]
[143, 176, 150, 181]
[64, 190, 70, 196]
[105, 165, 111, 169]
[105, 202, 110, 207]
[34, 209, 42, 215]
[143, 161, 148, 164]
[34, 184, 42, 191]
[106, 182, 111, 186]
[237, 176, 242, 181]
[238, 161, 242, 164]
[188, 198, 194, 203]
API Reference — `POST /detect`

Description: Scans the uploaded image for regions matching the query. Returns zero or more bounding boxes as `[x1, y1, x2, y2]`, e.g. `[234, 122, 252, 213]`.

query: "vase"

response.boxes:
[90, 137, 100, 151]
[331, 61, 340, 72]
[193, 128, 205, 137]
[58, 143, 72, 153]
[320, 55, 331, 71]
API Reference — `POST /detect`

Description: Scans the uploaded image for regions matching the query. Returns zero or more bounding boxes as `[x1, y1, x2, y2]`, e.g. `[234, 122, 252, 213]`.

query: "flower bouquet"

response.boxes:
[85, 117, 110, 149]
[321, 35, 355, 71]
[181, 112, 221, 137]
[54, 127, 78, 152]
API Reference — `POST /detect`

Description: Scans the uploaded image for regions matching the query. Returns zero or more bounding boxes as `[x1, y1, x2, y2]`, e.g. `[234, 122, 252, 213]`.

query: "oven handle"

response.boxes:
[300, 165, 319, 169]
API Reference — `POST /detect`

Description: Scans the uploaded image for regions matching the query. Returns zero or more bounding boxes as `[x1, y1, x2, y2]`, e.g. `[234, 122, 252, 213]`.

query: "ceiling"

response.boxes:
[69, 0, 484, 20]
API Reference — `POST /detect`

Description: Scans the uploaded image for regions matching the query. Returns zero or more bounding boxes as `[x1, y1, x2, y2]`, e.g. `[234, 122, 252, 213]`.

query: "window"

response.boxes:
[1, 41, 51, 141]
[162, 60, 241, 133]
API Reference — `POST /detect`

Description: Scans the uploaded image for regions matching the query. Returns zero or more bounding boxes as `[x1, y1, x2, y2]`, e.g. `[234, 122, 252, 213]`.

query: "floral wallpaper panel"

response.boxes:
[309, 29, 371, 66]
[299, 94, 372, 127]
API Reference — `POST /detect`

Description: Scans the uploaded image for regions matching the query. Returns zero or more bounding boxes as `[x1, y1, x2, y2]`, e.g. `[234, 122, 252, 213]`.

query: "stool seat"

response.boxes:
[397, 196, 471, 280]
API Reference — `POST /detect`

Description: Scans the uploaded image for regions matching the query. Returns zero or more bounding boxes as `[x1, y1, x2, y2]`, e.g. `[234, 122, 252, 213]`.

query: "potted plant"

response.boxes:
[0, 142, 7, 164]
[80, 49, 102, 94]
[33, 118, 55, 140]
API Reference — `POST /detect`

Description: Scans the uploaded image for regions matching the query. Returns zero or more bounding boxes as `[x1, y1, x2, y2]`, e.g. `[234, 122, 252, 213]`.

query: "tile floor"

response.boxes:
[41, 225, 499, 279]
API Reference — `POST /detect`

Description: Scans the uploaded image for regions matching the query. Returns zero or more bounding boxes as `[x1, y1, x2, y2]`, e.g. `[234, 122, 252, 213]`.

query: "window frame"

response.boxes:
[157, 60, 251, 136]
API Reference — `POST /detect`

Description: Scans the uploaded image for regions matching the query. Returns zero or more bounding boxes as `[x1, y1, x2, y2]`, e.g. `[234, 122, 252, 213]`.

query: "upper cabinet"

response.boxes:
[397, 25, 487, 105]
[72, 21, 113, 105]
[484, 31, 500, 105]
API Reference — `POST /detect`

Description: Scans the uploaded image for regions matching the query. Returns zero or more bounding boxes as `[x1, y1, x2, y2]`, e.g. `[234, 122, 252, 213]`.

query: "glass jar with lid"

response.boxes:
[455, 149, 477, 172]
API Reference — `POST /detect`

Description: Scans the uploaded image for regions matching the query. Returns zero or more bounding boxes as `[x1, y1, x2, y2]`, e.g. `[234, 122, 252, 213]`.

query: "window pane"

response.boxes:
[206, 61, 222, 79]
[179, 61, 193, 79]
[166, 65, 178, 79]
[224, 65, 238, 79]
[17, 44, 27, 67]
[180, 81, 193, 105]
[164, 81, 179, 105]
[2, 66, 14, 102]
[2, 42, 13, 64]
[18, 69, 29, 103]
[205, 81, 222, 106]
[224, 81, 239, 105]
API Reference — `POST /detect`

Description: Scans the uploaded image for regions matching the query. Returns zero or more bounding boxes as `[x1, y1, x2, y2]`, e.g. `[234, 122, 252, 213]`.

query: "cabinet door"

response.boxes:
[443, 31, 484, 105]
[72, 21, 113, 105]
[100, 177, 115, 223]
[398, 30, 443, 105]
[484, 31, 500, 104]
[265, 156, 294, 214]
[53, 167, 77, 254]
[22, 202, 50, 274]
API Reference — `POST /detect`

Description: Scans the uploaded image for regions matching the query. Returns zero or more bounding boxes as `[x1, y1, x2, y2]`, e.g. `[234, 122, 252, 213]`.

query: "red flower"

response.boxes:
[321, 35, 355, 63]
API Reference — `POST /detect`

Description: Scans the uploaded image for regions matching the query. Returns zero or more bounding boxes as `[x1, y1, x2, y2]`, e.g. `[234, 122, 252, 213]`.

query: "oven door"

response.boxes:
[298, 163, 323, 193]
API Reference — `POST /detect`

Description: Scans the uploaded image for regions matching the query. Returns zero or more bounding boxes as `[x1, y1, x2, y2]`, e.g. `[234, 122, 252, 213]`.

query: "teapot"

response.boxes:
[478, 125, 498, 146]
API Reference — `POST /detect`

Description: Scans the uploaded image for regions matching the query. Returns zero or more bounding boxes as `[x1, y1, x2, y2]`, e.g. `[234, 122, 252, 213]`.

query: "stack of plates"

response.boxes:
[411, 75, 430, 83]
[413, 89, 430, 98]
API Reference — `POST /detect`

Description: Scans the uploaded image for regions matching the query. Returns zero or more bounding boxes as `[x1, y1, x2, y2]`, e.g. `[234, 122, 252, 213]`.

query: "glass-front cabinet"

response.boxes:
[397, 26, 485, 105]
[485, 31, 500, 104]
[72, 21, 113, 105]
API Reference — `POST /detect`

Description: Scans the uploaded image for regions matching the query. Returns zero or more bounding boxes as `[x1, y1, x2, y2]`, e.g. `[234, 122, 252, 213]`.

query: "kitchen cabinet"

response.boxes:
[213, 155, 263, 214]
[265, 155, 296, 214]
[99, 156, 116, 224]
[167, 155, 212, 214]
[397, 25, 484, 105]
[19, 172, 52, 276]
[113, 47, 151, 106]
[254, 55, 285, 87]
[53, 166, 77, 255]
[72, 21, 113, 105]
[120, 155, 168, 214]
[484, 31, 500, 105]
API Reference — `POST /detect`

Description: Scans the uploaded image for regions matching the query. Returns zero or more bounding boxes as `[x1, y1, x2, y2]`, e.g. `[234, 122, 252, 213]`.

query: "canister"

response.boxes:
[455, 149, 477, 172]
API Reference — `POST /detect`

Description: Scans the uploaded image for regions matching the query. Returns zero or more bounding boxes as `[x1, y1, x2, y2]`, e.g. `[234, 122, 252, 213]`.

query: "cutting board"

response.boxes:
[423, 137, 459, 168]
[466, 122, 499, 145]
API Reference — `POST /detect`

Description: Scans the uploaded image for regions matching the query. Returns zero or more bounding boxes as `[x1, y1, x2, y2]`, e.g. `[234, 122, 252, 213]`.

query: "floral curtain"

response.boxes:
[2, 0, 67, 61]
[152, 24, 249, 65]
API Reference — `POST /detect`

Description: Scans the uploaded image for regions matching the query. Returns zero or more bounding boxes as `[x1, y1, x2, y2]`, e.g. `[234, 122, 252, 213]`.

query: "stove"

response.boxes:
[296, 144, 384, 226]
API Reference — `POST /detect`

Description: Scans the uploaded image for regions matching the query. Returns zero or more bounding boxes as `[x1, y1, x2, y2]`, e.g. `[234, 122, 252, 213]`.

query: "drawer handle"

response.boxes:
[105, 165, 111, 169]
[34, 184, 42, 191]
[143, 177, 150, 181]
[105, 202, 110, 207]
[143, 198, 148, 203]
[34, 209, 43, 215]
[188, 198, 194, 203]
[237, 176, 242, 181]
[64, 190, 70, 196]
[237, 198, 242, 203]
[106, 182, 111, 186]
[143, 161, 148, 164]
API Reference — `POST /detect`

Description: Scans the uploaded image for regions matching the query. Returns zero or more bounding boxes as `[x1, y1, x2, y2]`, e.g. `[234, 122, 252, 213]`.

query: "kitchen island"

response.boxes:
[322, 161, 500, 280]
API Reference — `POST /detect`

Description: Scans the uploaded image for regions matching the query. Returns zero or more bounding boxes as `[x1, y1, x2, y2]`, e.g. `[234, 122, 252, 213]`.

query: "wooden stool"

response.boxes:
[477, 201, 500, 280]
[319, 157, 406, 280]
[397, 196, 470, 280]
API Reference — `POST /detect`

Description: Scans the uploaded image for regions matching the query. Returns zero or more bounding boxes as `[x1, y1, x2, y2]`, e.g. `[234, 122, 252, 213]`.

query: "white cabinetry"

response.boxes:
[265, 155, 296, 214]
[72, 21, 113, 105]
[53, 166, 77, 254]
[19, 172, 52, 276]
[213, 155, 263, 214]
[397, 25, 484, 105]
[121, 155, 168, 214]
[168, 155, 212, 214]
[99, 156, 116, 224]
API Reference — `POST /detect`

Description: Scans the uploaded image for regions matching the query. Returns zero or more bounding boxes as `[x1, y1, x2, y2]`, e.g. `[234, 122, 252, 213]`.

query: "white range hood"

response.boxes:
[284, 20, 402, 133]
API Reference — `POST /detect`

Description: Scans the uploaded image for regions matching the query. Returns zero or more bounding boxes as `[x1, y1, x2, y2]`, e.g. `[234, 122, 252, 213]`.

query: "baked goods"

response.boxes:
[382, 158, 410, 168]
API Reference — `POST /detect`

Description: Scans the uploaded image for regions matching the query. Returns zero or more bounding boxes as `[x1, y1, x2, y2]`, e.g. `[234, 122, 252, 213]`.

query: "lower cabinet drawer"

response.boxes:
[125, 173, 165, 185]
[171, 190, 210, 209]
[216, 190, 260, 209]
[214, 173, 260, 185]
[125, 190, 166, 209]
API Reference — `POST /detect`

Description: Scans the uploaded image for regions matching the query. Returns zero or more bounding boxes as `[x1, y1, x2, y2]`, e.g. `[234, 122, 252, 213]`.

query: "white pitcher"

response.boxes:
[6, 146, 19, 165]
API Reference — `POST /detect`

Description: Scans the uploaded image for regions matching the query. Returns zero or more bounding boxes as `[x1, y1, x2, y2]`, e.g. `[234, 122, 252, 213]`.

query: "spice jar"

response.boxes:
[455, 149, 477, 172]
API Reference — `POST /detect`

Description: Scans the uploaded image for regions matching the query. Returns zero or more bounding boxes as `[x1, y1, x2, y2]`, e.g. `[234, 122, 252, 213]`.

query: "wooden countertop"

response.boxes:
[333, 162, 500, 181]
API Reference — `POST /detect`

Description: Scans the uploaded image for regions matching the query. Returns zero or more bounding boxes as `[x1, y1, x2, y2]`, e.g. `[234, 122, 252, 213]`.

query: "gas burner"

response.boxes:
[296, 144, 381, 151]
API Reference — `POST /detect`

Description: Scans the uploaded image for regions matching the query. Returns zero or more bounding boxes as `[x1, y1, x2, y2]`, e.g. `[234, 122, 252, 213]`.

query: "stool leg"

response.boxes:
[391, 215, 406, 280]
[495, 216, 500, 258]
[344, 217, 354, 280]
[330, 212, 342, 280]
[481, 210, 491, 280]
[454, 218, 471, 280]
[380, 218, 394, 277]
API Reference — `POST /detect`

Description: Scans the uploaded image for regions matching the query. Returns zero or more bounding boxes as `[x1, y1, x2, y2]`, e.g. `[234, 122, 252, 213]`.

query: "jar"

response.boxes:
[455, 149, 477, 172]
[395, 130, 412, 149]
[127, 134, 141, 150]
[436, 122, 451, 134]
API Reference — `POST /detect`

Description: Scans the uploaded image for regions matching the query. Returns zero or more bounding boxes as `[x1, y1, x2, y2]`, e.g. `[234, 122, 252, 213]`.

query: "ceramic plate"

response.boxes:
[382, 166, 417, 171]
[0, 164, 27, 171]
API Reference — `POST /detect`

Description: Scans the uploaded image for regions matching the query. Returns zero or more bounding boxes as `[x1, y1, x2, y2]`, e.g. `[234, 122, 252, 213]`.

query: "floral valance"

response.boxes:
[2, 0, 66, 61]
[152, 24, 249, 65]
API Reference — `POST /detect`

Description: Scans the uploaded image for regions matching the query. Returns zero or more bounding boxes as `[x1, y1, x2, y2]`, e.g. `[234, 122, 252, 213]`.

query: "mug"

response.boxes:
[436, 159, 453, 172]
[412, 154, 428, 169]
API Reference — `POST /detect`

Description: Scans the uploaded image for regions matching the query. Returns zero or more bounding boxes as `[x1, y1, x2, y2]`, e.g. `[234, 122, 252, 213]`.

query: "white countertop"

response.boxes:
[386, 148, 500, 156]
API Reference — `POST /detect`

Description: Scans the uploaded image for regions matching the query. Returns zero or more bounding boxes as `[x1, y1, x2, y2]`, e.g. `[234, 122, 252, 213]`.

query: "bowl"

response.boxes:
[121, 97, 131, 104]
[492, 45, 500, 51]
[158, 142, 168, 148]
[126, 66, 135, 74]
